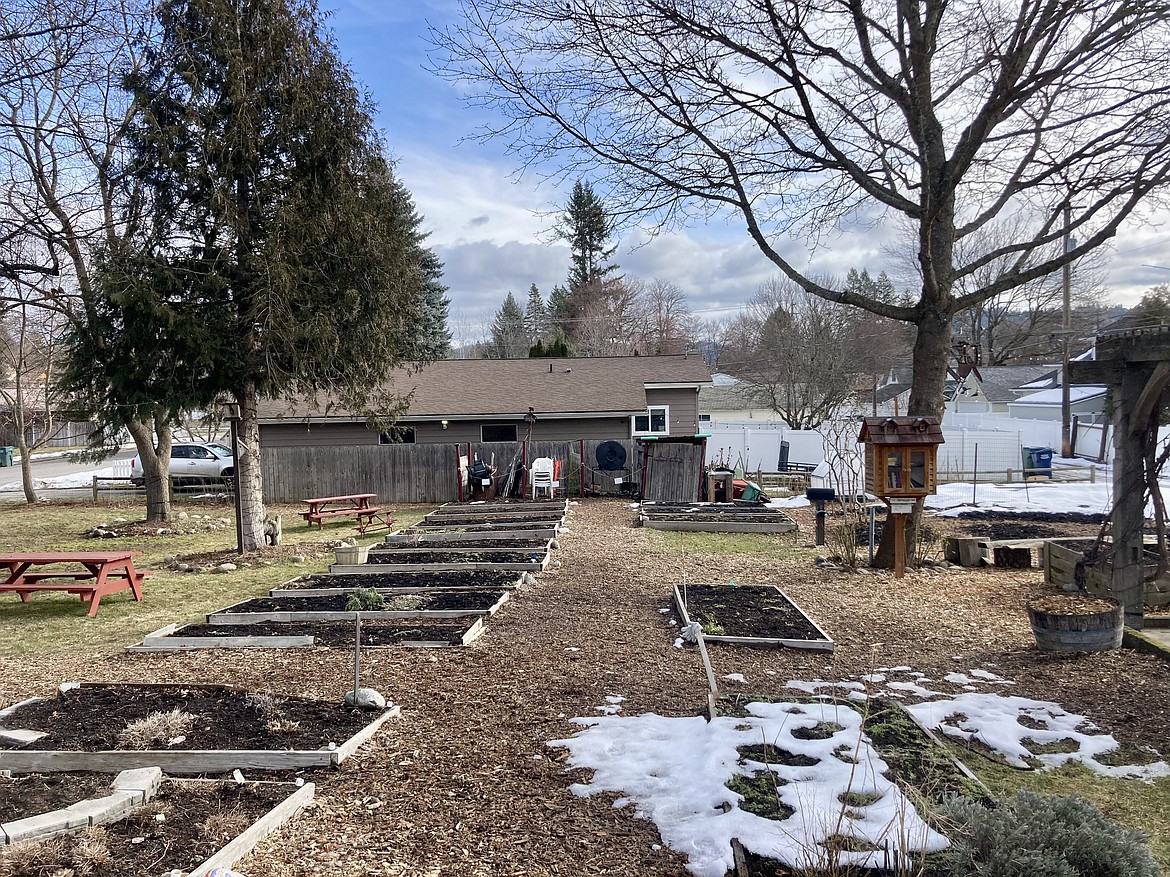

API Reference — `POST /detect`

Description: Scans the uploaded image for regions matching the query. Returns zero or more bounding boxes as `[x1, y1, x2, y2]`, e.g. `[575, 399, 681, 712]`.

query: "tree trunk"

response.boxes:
[127, 417, 172, 523]
[238, 381, 267, 550]
[18, 435, 37, 504]
[872, 308, 952, 568]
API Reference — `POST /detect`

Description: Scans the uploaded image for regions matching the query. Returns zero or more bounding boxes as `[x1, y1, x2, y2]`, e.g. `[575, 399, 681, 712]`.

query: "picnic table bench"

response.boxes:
[300, 493, 391, 534]
[0, 551, 151, 617]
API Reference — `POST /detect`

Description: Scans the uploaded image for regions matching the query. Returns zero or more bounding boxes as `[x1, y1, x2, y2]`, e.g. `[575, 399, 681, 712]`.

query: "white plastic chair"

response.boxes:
[531, 457, 555, 498]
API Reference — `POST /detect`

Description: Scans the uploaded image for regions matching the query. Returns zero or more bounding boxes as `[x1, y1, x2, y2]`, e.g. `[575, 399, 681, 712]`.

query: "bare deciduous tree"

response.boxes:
[719, 278, 861, 429]
[435, 0, 1170, 417]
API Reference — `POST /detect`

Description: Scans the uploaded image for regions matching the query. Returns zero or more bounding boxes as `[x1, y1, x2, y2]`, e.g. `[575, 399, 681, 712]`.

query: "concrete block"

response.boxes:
[111, 766, 163, 802]
[2, 808, 86, 844]
[0, 729, 46, 746]
[64, 791, 139, 827]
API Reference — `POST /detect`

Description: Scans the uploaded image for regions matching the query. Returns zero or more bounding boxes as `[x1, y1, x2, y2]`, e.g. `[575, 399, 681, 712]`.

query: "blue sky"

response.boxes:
[324, 0, 1169, 338]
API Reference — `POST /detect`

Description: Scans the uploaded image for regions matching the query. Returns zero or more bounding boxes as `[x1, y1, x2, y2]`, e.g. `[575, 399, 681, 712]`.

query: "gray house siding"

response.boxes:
[645, 387, 701, 436]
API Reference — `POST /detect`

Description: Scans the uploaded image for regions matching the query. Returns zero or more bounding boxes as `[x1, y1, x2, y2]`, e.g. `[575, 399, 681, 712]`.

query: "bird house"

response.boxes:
[858, 416, 944, 498]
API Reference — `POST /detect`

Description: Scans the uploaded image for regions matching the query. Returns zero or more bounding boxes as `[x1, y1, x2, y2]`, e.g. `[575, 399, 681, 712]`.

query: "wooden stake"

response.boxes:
[894, 514, 906, 579]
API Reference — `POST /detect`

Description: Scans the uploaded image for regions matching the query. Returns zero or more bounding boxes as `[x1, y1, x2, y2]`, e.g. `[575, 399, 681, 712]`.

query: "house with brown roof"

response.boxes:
[256, 354, 713, 447]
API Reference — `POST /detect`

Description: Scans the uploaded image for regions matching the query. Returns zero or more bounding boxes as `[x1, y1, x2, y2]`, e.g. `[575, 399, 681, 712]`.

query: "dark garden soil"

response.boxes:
[406, 522, 556, 533]
[0, 779, 294, 877]
[288, 570, 520, 590]
[374, 538, 549, 551]
[217, 590, 505, 613]
[642, 503, 782, 517]
[364, 550, 542, 564]
[0, 684, 375, 752]
[679, 584, 827, 641]
[942, 510, 1107, 542]
[416, 513, 564, 527]
[174, 619, 474, 646]
[0, 772, 111, 822]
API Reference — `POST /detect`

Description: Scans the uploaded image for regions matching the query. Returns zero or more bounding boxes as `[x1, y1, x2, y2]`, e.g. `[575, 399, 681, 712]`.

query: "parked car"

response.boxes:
[130, 442, 235, 487]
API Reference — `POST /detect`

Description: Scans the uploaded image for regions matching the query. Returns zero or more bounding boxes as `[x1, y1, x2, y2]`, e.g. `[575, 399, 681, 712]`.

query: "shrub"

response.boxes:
[345, 588, 385, 611]
[936, 791, 1159, 877]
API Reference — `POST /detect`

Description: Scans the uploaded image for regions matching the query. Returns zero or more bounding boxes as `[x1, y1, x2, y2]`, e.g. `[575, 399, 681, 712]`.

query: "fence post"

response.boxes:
[1090, 465, 1096, 484]
[92, 476, 99, 502]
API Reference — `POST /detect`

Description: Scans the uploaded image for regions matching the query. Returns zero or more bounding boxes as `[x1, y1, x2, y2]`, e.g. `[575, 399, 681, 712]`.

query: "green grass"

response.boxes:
[956, 745, 1170, 874]
[0, 500, 429, 657]
[657, 529, 817, 560]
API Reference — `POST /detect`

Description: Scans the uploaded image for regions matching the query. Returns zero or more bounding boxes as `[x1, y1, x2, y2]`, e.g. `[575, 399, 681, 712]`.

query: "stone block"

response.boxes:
[2, 808, 87, 844]
[111, 766, 163, 803]
[64, 792, 139, 827]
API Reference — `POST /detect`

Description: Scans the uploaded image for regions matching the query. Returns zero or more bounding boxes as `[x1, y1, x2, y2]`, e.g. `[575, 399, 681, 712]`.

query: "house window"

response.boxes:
[482, 423, 517, 442]
[632, 405, 669, 436]
[698, 414, 712, 423]
[379, 428, 416, 444]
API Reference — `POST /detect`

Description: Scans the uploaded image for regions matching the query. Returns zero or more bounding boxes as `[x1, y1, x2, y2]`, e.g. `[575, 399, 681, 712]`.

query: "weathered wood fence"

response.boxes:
[262, 438, 705, 504]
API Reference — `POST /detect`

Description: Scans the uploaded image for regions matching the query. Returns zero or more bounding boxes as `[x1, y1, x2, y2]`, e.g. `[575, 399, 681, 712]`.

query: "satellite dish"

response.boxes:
[596, 440, 627, 471]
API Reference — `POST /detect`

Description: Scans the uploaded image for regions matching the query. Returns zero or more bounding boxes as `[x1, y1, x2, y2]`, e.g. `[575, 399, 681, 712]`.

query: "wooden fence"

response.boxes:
[262, 438, 705, 504]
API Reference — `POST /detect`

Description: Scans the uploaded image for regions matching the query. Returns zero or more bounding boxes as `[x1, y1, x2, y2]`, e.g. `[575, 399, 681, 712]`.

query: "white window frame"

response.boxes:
[631, 405, 670, 436]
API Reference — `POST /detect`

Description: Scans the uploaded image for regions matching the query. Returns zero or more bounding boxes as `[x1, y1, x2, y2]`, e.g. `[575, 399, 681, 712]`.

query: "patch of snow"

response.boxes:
[548, 701, 947, 877]
[721, 674, 747, 685]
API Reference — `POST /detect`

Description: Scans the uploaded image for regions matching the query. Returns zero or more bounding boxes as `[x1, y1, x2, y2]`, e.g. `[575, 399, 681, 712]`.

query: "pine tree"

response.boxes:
[68, 0, 437, 547]
[558, 181, 618, 293]
[548, 284, 572, 335]
[489, 292, 528, 358]
[524, 283, 548, 343]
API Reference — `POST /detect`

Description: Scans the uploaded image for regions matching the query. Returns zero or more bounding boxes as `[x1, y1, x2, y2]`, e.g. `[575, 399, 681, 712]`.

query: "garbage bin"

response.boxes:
[0, 447, 12, 467]
[1032, 447, 1054, 478]
[1022, 446, 1052, 479]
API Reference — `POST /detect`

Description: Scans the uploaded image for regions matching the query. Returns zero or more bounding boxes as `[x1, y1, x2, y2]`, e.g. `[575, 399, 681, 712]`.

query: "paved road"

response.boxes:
[0, 448, 136, 502]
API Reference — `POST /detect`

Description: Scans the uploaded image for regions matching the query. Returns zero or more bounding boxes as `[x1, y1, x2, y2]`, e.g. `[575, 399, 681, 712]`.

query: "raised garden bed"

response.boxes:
[384, 527, 557, 544]
[0, 772, 312, 876]
[418, 512, 565, 528]
[1043, 539, 1170, 606]
[0, 683, 398, 773]
[640, 503, 797, 534]
[372, 538, 551, 551]
[404, 522, 560, 536]
[331, 549, 550, 573]
[430, 500, 567, 516]
[711, 694, 988, 877]
[276, 569, 524, 594]
[674, 583, 833, 650]
[207, 589, 509, 623]
[129, 617, 485, 652]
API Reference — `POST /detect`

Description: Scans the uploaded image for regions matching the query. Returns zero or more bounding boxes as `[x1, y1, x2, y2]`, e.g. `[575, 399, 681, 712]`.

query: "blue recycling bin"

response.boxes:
[0, 446, 12, 467]
[1032, 447, 1054, 478]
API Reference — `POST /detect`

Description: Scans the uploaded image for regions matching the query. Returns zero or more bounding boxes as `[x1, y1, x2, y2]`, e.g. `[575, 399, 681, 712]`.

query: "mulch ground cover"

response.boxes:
[217, 591, 505, 613]
[363, 550, 541, 564]
[174, 620, 475, 646]
[0, 684, 374, 752]
[286, 570, 520, 589]
[1, 500, 1167, 877]
[679, 584, 826, 640]
[0, 779, 293, 877]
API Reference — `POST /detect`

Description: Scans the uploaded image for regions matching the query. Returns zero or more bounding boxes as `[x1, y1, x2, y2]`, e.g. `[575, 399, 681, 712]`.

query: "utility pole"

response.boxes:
[1061, 202, 1073, 459]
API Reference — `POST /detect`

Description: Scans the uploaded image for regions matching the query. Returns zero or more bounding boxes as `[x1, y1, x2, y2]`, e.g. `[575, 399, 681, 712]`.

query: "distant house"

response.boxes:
[256, 354, 713, 447]
[947, 364, 1064, 414]
[1006, 385, 1108, 422]
[697, 374, 780, 425]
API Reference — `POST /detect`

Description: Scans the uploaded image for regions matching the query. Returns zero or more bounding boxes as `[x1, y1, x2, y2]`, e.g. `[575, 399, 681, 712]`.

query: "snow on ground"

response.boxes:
[0, 466, 121, 493]
[550, 669, 1167, 875]
[549, 700, 948, 877]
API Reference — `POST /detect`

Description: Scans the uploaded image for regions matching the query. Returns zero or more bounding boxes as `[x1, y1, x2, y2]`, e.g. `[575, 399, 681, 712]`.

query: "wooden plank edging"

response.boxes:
[672, 583, 834, 651]
[189, 782, 315, 877]
[334, 706, 401, 762]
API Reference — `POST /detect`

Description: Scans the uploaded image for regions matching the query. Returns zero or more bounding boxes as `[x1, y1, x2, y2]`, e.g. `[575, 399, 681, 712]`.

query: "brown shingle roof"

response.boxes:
[256, 355, 712, 421]
[858, 416, 945, 445]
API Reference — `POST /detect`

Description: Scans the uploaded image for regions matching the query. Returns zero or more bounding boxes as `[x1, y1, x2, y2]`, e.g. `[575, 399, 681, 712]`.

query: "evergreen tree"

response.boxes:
[528, 339, 545, 357]
[546, 329, 571, 357]
[489, 292, 528, 358]
[548, 284, 572, 335]
[558, 181, 618, 293]
[74, 0, 436, 548]
[524, 283, 548, 342]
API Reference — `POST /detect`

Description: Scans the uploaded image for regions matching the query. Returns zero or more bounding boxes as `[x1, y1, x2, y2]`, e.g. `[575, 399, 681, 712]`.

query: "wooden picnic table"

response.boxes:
[0, 551, 150, 617]
[300, 493, 391, 534]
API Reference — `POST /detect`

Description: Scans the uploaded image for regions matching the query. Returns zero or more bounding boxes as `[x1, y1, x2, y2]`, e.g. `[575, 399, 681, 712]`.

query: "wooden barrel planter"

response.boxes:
[1027, 595, 1123, 653]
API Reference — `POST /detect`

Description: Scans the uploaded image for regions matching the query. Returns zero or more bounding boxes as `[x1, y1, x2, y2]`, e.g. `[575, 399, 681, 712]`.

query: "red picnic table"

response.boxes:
[0, 551, 151, 617]
[299, 493, 392, 534]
